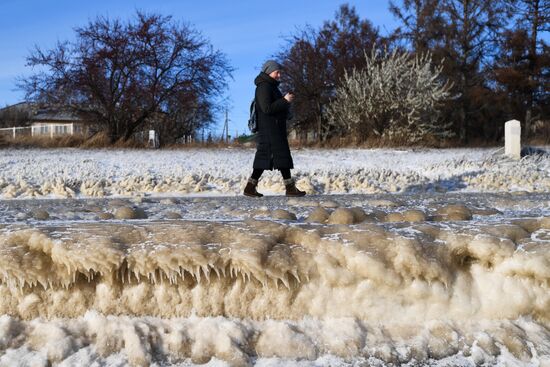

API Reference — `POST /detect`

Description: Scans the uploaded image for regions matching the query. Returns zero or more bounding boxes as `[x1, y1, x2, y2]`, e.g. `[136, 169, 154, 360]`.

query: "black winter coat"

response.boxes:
[252, 72, 294, 170]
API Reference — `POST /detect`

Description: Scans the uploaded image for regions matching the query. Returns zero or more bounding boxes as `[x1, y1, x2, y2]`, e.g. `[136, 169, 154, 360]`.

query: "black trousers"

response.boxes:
[251, 168, 291, 180]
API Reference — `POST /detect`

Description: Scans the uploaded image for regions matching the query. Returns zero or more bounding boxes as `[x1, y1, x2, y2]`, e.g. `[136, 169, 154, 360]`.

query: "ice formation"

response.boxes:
[1, 217, 550, 320]
[0, 148, 549, 199]
[0, 209, 549, 365]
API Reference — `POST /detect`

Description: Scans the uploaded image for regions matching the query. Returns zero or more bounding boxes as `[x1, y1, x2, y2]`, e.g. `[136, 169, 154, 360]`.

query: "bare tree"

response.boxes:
[497, 0, 550, 137]
[278, 4, 382, 142]
[19, 11, 232, 143]
[437, 0, 510, 142]
[278, 33, 331, 141]
[0, 104, 33, 128]
[389, 0, 446, 54]
[326, 49, 453, 143]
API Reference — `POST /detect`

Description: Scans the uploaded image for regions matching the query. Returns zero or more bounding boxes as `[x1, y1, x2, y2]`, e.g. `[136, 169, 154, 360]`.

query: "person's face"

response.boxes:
[269, 70, 281, 81]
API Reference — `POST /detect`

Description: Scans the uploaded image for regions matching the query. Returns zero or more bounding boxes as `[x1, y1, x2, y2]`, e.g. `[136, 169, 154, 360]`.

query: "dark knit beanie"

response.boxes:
[261, 60, 282, 75]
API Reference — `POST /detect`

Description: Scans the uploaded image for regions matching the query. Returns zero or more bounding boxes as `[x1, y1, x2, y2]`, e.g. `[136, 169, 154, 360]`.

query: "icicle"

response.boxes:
[292, 269, 301, 283]
[281, 275, 290, 290]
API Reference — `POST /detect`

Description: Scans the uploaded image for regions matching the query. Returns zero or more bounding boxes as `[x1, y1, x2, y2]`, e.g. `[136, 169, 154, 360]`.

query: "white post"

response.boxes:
[148, 130, 158, 148]
[505, 120, 521, 160]
[50, 125, 53, 139]
[12, 127, 15, 139]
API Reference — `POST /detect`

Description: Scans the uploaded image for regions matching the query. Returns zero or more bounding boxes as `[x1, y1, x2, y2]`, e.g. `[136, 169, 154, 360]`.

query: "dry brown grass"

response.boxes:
[163, 141, 236, 149]
[160, 138, 260, 150]
[527, 137, 550, 146]
[0, 135, 87, 148]
[527, 122, 550, 146]
[0, 129, 546, 150]
[0, 137, 521, 150]
[0, 132, 148, 149]
[80, 132, 147, 149]
[289, 134, 464, 149]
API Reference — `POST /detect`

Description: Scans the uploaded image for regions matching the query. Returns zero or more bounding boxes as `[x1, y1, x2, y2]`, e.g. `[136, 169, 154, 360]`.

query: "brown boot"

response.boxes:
[243, 178, 263, 197]
[284, 178, 306, 197]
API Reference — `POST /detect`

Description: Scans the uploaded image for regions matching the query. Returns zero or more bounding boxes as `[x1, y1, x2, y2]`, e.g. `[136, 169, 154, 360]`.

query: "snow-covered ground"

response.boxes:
[1, 148, 550, 367]
[0, 147, 549, 199]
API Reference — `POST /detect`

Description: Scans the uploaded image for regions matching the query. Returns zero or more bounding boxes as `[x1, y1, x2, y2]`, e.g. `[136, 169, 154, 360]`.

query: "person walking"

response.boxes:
[243, 60, 306, 198]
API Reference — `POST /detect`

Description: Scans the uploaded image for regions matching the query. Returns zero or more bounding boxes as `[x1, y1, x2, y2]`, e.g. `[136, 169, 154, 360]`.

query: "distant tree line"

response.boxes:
[14, 3, 549, 146]
[18, 11, 232, 145]
[279, 1, 549, 144]
[0, 104, 31, 129]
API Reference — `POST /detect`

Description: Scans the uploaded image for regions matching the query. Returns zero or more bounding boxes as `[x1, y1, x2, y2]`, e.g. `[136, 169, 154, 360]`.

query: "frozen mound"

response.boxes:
[0, 216, 550, 366]
[3, 190, 547, 224]
[0, 148, 549, 199]
[1, 218, 550, 321]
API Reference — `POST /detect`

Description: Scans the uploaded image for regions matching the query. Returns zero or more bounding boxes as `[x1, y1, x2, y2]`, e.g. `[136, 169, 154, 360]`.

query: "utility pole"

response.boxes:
[223, 108, 230, 143]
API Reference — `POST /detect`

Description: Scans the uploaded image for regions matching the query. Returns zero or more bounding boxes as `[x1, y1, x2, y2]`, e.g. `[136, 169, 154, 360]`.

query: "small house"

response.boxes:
[30, 110, 92, 137]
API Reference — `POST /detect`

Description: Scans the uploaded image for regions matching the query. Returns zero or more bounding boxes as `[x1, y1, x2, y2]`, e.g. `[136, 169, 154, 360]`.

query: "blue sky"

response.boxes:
[0, 1, 397, 136]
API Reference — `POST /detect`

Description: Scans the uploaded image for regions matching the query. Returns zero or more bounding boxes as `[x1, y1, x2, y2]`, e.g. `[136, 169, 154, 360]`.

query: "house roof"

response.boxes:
[0, 102, 38, 113]
[31, 110, 84, 122]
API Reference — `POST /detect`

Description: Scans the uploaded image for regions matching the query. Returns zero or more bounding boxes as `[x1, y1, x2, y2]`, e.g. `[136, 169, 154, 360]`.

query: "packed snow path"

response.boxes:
[0, 147, 549, 199]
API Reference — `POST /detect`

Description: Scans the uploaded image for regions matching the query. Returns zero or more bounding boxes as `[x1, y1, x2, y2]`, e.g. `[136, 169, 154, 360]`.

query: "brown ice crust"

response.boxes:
[0, 217, 549, 323]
